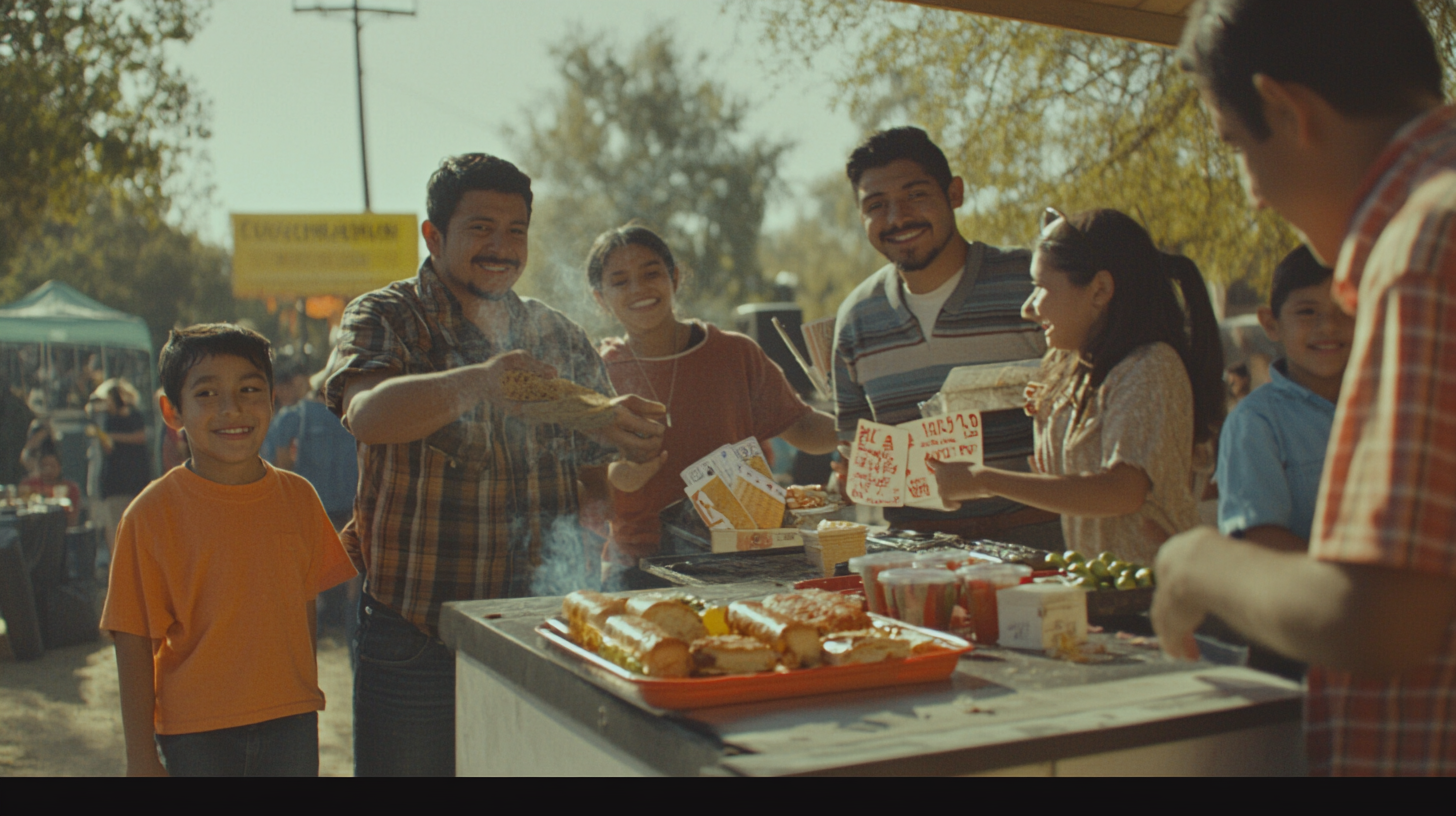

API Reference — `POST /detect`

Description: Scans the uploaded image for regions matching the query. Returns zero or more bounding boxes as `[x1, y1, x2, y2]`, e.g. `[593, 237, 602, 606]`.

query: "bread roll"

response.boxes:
[762, 589, 871, 635]
[625, 593, 708, 643]
[601, 615, 691, 678]
[727, 601, 822, 668]
[690, 635, 777, 676]
[820, 630, 911, 666]
[563, 590, 627, 652]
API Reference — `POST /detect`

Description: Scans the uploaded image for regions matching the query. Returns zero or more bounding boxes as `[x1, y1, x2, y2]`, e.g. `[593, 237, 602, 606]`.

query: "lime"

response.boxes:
[1071, 574, 1099, 590]
[1097, 551, 1118, 565]
[1115, 574, 1138, 591]
[1047, 551, 1067, 569]
[1063, 550, 1086, 565]
[1089, 560, 1112, 579]
[1135, 568, 1154, 588]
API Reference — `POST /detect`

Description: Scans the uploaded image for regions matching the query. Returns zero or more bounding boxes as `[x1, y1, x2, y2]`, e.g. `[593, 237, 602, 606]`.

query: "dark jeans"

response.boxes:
[353, 592, 455, 777]
[155, 712, 318, 777]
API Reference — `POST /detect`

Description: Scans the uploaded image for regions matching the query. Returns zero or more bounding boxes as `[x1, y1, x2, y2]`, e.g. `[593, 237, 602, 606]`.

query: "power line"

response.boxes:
[292, 1, 417, 212]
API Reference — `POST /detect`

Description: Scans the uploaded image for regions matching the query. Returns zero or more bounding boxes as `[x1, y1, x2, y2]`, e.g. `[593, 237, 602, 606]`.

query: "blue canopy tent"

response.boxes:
[0, 281, 158, 488]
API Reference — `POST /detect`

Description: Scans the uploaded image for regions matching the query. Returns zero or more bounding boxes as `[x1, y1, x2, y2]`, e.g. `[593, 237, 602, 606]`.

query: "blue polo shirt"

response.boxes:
[1216, 359, 1335, 541]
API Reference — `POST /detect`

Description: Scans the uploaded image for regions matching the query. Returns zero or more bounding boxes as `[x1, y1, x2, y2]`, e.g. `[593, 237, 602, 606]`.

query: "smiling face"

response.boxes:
[425, 189, 529, 303]
[856, 159, 964, 276]
[594, 243, 677, 337]
[1262, 279, 1355, 385]
[1022, 252, 1109, 353]
[165, 354, 272, 485]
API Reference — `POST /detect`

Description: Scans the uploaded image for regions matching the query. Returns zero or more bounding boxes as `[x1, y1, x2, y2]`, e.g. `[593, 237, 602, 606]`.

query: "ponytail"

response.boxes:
[1161, 253, 1226, 444]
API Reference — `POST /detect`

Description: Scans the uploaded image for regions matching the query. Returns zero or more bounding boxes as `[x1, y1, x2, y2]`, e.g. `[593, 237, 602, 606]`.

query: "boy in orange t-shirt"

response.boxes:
[101, 324, 355, 777]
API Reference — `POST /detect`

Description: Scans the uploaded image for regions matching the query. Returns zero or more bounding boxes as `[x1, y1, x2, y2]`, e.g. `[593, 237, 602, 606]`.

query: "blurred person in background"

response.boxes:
[91, 378, 150, 577]
[20, 439, 81, 526]
[262, 369, 361, 657]
[271, 357, 312, 412]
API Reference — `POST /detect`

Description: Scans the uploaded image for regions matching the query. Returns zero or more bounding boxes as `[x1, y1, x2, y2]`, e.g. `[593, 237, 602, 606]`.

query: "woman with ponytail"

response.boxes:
[932, 208, 1224, 563]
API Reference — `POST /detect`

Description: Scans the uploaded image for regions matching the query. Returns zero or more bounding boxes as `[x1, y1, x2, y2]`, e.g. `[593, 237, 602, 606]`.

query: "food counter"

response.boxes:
[440, 583, 1306, 777]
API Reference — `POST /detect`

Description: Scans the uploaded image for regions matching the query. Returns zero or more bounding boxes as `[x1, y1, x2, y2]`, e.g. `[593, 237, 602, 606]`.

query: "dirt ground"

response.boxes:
[0, 632, 357, 777]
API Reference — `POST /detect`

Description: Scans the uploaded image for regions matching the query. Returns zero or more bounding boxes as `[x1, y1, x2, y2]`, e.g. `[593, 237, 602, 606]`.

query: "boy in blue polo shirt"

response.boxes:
[1217, 246, 1355, 551]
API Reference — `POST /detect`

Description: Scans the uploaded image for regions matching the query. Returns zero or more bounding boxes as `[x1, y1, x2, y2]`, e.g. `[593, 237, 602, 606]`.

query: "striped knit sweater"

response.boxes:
[833, 241, 1046, 519]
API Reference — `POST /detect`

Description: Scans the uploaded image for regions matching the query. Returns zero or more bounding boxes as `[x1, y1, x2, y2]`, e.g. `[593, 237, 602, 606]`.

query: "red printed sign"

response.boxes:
[844, 420, 910, 507]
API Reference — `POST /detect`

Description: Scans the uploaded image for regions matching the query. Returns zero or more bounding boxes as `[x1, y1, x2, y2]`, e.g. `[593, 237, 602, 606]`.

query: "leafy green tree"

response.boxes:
[3, 189, 234, 351]
[740, 0, 1302, 299]
[514, 26, 789, 335]
[0, 0, 211, 272]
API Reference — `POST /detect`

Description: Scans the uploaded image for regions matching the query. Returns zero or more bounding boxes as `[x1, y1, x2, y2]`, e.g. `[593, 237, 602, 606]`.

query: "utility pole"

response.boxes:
[292, 0, 416, 212]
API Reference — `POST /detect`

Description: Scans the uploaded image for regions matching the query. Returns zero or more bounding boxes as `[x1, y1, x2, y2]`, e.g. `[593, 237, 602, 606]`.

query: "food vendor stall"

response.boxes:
[441, 583, 1304, 776]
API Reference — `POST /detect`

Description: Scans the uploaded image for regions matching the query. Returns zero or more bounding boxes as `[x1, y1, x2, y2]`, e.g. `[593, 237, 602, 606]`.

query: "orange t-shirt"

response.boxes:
[100, 462, 356, 735]
[600, 322, 812, 559]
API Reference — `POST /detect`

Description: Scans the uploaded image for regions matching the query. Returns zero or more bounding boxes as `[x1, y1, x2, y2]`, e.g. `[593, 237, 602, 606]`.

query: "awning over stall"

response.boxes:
[902, 0, 1193, 46]
[0, 281, 153, 352]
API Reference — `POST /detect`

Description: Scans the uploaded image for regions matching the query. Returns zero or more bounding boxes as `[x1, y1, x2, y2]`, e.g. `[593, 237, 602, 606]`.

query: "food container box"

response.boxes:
[816, 520, 867, 572]
[709, 528, 801, 554]
[956, 563, 1033, 645]
[849, 551, 919, 615]
[792, 574, 864, 596]
[878, 568, 960, 631]
[537, 615, 971, 710]
[997, 583, 1088, 651]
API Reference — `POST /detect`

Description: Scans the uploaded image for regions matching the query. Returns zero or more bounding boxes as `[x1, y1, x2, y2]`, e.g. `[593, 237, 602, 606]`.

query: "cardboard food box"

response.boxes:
[997, 583, 1088, 651]
[710, 528, 802, 554]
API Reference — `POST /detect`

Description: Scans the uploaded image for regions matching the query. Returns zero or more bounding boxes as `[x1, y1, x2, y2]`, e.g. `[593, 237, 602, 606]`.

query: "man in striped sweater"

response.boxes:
[832, 127, 1053, 542]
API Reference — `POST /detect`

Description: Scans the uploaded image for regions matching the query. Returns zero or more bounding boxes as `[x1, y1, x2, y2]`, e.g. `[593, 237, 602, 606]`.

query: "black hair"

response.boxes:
[159, 324, 274, 410]
[1269, 245, 1332, 317]
[585, 223, 680, 291]
[1179, 0, 1442, 140]
[846, 127, 953, 192]
[425, 153, 534, 235]
[37, 437, 59, 461]
[1032, 209, 1226, 445]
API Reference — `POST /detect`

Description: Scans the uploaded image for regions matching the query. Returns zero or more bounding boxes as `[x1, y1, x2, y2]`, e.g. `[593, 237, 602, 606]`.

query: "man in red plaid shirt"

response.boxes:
[1155, 0, 1456, 774]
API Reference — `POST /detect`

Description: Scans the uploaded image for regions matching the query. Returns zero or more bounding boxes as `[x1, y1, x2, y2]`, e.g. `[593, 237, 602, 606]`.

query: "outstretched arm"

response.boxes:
[1153, 527, 1456, 675]
[930, 460, 1151, 517]
[342, 350, 555, 445]
[778, 410, 839, 455]
[113, 632, 167, 777]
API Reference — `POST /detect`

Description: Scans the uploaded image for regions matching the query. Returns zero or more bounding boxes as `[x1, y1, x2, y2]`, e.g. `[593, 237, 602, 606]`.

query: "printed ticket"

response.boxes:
[682, 461, 757, 531]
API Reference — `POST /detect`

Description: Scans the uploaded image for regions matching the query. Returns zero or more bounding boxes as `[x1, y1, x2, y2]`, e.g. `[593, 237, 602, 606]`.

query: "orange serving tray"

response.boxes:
[536, 615, 972, 710]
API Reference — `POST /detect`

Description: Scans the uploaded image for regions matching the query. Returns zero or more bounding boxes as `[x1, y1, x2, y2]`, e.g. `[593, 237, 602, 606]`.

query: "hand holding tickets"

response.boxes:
[844, 411, 984, 509]
[682, 437, 787, 530]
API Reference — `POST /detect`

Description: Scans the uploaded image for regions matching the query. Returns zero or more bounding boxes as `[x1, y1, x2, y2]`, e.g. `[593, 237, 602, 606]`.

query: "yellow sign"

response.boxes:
[231, 213, 419, 298]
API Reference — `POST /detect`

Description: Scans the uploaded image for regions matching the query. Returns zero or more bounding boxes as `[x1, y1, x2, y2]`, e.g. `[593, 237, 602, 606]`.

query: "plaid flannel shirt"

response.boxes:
[325, 260, 616, 636]
[1307, 104, 1456, 776]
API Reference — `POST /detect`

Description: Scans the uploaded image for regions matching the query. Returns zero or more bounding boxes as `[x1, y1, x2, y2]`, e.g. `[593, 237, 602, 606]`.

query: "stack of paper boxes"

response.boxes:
[682, 438, 800, 553]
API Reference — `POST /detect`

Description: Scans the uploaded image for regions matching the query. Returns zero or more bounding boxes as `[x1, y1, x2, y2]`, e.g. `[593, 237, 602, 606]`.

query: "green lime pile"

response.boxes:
[1046, 550, 1154, 591]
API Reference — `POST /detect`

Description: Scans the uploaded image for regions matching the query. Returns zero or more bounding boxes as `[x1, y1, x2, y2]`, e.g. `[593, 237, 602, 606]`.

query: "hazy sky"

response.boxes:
[172, 0, 861, 248]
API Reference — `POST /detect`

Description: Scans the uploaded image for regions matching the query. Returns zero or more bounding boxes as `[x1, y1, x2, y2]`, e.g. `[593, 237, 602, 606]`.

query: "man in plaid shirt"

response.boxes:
[1154, 1, 1456, 774]
[325, 154, 664, 776]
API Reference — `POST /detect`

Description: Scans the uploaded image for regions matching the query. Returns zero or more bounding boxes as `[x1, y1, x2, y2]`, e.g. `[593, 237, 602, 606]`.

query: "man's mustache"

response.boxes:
[880, 222, 933, 244]
[472, 255, 521, 269]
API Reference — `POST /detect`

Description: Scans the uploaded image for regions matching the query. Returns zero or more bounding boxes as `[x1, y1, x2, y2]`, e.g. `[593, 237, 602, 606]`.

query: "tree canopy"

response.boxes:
[514, 26, 789, 334]
[743, 0, 1456, 303]
[0, 0, 212, 273]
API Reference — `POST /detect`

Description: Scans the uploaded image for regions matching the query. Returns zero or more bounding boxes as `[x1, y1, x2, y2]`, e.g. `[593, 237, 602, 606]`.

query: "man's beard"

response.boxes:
[466, 282, 511, 302]
[451, 254, 520, 301]
[892, 228, 953, 274]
